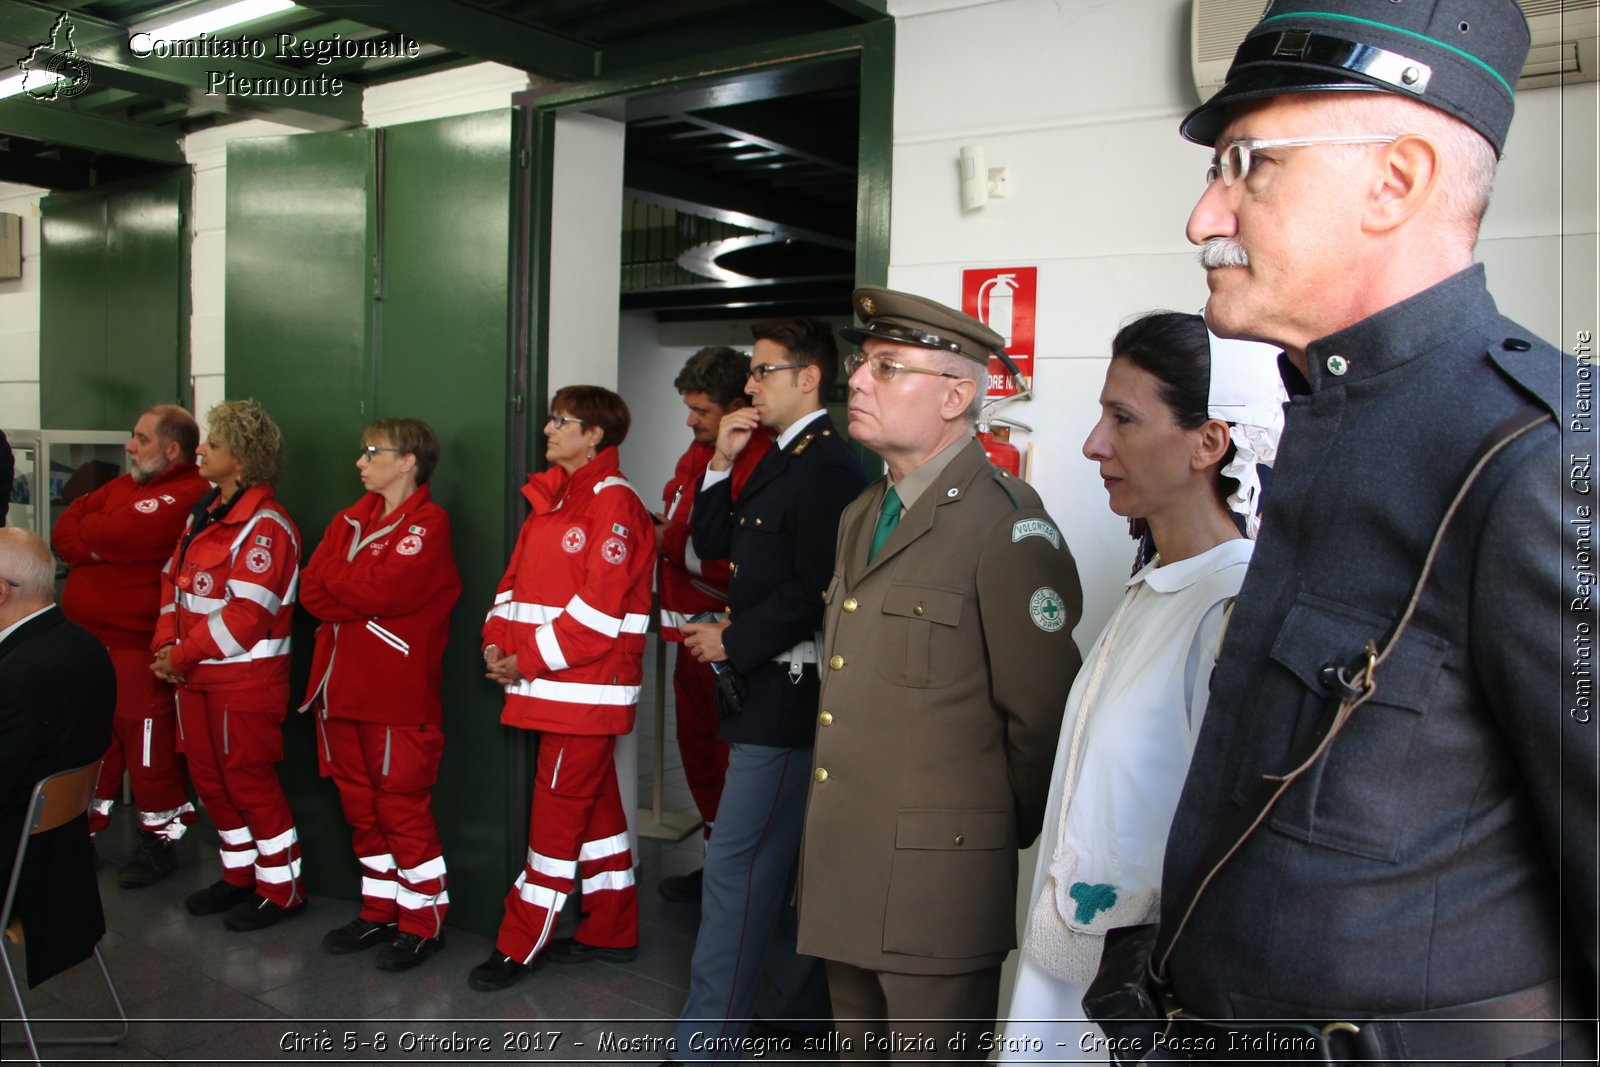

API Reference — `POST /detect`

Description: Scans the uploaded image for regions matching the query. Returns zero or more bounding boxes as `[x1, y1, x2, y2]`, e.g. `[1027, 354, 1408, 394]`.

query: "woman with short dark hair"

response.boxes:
[470, 385, 654, 992]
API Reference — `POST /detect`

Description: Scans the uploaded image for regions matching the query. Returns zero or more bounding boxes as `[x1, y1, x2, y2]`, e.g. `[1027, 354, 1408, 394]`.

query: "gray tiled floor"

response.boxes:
[2, 643, 718, 1064]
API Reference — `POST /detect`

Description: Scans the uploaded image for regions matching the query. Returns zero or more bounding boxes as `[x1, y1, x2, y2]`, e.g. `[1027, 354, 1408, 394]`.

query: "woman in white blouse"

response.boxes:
[1003, 312, 1284, 1057]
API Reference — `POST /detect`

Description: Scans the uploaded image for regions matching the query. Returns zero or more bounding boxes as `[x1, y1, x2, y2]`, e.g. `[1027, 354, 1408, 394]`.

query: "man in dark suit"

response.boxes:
[0, 527, 116, 988]
[669, 317, 866, 1059]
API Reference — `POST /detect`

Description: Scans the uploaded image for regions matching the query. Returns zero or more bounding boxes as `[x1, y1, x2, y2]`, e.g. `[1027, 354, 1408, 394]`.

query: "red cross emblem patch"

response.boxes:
[396, 534, 423, 556]
[192, 570, 215, 596]
[245, 547, 272, 574]
[134, 498, 160, 514]
[601, 536, 628, 565]
[562, 527, 586, 554]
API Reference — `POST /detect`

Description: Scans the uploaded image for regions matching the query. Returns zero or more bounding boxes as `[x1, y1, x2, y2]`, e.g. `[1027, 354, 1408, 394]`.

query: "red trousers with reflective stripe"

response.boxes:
[495, 732, 637, 963]
[91, 647, 193, 835]
[317, 717, 448, 938]
[673, 646, 727, 837]
[175, 687, 302, 906]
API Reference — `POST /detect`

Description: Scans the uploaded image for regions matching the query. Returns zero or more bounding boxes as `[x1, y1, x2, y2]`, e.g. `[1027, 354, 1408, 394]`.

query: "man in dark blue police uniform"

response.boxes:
[669, 317, 866, 1059]
[1153, 1, 1596, 1062]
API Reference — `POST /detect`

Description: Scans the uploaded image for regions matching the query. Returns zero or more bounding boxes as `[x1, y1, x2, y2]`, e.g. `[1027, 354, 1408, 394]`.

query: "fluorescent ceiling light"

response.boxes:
[130, 0, 297, 43]
[0, 70, 63, 101]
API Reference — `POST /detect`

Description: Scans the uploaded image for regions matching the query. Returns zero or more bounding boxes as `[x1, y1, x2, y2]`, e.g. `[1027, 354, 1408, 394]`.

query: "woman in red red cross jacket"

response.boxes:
[152, 399, 304, 932]
[468, 385, 654, 993]
[299, 418, 461, 973]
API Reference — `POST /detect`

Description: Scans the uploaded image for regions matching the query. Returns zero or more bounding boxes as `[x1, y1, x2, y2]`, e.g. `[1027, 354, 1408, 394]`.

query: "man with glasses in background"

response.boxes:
[668, 317, 866, 1060]
[52, 404, 209, 888]
[1152, 1, 1594, 1060]
[793, 288, 1082, 1054]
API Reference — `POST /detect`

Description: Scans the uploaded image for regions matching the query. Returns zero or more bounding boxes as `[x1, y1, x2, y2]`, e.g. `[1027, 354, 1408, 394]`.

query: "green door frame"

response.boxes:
[513, 19, 894, 479]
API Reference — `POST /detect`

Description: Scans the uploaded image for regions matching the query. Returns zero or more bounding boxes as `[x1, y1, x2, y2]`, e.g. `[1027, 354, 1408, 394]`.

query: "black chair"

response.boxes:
[1, 759, 128, 1064]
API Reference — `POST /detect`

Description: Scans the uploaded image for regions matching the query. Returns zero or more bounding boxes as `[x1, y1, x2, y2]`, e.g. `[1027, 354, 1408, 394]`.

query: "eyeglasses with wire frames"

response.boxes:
[358, 445, 403, 461]
[545, 413, 588, 430]
[746, 361, 805, 383]
[845, 351, 961, 384]
[1206, 135, 1400, 186]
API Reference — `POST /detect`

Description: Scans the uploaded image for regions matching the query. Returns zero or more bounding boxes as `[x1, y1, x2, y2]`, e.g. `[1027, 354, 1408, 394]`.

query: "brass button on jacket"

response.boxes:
[842, 597, 858, 613]
[818, 710, 833, 726]
[828, 654, 844, 670]
[813, 767, 829, 783]
[954, 834, 964, 846]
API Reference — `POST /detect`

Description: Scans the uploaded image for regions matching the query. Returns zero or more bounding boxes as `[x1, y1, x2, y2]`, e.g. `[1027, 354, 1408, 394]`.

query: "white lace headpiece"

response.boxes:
[1205, 328, 1286, 539]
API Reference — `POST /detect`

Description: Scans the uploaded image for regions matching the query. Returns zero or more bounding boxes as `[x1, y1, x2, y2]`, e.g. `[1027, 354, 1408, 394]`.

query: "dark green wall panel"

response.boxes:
[378, 109, 518, 935]
[225, 128, 378, 907]
[41, 172, 189, 428]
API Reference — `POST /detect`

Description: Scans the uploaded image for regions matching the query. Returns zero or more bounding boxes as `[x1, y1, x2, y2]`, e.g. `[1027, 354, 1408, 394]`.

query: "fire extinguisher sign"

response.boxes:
[961, 267, 1037, 398]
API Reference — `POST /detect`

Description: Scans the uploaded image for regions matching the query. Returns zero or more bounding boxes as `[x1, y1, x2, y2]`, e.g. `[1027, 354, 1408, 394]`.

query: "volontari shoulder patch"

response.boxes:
[1012, 518, 1060, 550]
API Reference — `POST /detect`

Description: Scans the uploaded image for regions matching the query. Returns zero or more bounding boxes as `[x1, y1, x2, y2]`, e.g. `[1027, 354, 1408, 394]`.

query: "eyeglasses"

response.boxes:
[747, 362, 804, 382]
[844, 352, 960, 383]
[546, 413, 587, 429]
[1206, 135, 1400, 186]
[358, 445, 402, 461]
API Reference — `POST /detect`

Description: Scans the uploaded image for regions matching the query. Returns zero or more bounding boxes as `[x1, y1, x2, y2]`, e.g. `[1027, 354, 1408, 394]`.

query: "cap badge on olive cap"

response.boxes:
[1181, 0, 1533, 156]
[840, 286, 1004, 367]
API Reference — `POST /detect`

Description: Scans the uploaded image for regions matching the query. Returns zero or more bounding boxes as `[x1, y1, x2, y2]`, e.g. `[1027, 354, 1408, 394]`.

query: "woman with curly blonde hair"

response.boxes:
[152, 399, 307, 931]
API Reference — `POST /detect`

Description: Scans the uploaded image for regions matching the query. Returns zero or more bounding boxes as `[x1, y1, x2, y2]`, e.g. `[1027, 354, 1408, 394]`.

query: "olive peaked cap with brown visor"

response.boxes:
[1180, 0, 1533, 156]
[840, 287, 1003, 367]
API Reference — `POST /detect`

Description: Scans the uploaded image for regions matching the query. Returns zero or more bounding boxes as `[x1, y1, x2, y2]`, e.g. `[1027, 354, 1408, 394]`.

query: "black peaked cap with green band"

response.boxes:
[1181, 0, 1532, 156]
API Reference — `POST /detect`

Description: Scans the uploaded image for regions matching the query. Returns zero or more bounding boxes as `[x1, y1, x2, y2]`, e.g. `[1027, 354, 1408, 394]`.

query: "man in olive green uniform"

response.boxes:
[795, 288, 1083, 1056]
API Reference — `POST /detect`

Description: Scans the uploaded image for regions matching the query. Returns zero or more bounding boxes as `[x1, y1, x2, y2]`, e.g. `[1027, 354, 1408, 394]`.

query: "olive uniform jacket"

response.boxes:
[796, 438, 1083, 975]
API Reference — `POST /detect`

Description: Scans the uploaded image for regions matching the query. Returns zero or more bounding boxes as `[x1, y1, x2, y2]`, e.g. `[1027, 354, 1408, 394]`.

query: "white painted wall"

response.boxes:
[547, 111, 627, 392]
[0, 182, 45, 429]
[886, 0, 1596, 642]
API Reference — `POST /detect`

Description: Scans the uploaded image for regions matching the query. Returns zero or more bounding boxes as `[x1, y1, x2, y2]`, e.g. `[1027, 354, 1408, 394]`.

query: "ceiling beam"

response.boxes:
[621, 278, 850, 312]
[0, 0, 363, 131]
[819, 0, 890, 20]
[0, 99, 183, 163]
[678, 110, 852, 173]
[295, 0, 597, 80]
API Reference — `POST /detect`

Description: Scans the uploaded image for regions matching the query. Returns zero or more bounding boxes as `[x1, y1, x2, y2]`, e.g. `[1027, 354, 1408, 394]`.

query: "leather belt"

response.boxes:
[1163, 979, 1575, 1063]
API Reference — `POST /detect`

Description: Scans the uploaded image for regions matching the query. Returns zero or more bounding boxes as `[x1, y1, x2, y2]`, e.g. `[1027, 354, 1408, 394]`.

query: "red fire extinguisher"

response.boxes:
[979, 422, 1022, 477]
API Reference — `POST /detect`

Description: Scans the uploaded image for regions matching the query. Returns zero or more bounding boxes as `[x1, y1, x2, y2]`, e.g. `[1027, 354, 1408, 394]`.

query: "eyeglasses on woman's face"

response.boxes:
[546, 413, 587, 430]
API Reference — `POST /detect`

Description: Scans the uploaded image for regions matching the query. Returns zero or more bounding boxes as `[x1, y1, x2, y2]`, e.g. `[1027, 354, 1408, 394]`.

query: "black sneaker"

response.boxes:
[467, 951, 530, 991]
[118, 835, 178, 889]
[185, 879, 254, 916]
[543, 937, 638, 964]
[657, 867, 703, 902]
[222, 893, 307, 932]
[323, 917, 396, 954]
[375, 932, 445, 972]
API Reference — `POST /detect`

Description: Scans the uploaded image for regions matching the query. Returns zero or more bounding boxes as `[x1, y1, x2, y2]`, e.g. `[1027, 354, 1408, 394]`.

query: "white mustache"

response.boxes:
[1198, 238, 1249, 269]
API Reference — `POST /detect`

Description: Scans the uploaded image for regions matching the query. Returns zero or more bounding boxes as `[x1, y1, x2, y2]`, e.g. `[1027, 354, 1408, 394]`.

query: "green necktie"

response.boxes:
[869, 486, 902, 561]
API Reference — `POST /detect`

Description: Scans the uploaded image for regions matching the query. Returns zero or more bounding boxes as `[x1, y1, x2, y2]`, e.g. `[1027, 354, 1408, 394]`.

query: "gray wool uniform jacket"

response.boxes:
[1159, 266, 1598, 1036]
[795, 437, 1084, 975]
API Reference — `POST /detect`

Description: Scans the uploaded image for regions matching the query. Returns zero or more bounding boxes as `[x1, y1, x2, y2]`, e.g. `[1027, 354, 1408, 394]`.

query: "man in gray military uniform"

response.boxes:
[795, 288, 1082, 1056]
[1155, 1, 1596, 1061]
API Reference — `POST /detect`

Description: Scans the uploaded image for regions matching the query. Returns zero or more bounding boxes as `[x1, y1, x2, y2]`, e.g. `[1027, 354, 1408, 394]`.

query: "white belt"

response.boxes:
[773, 635, 822, 682]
